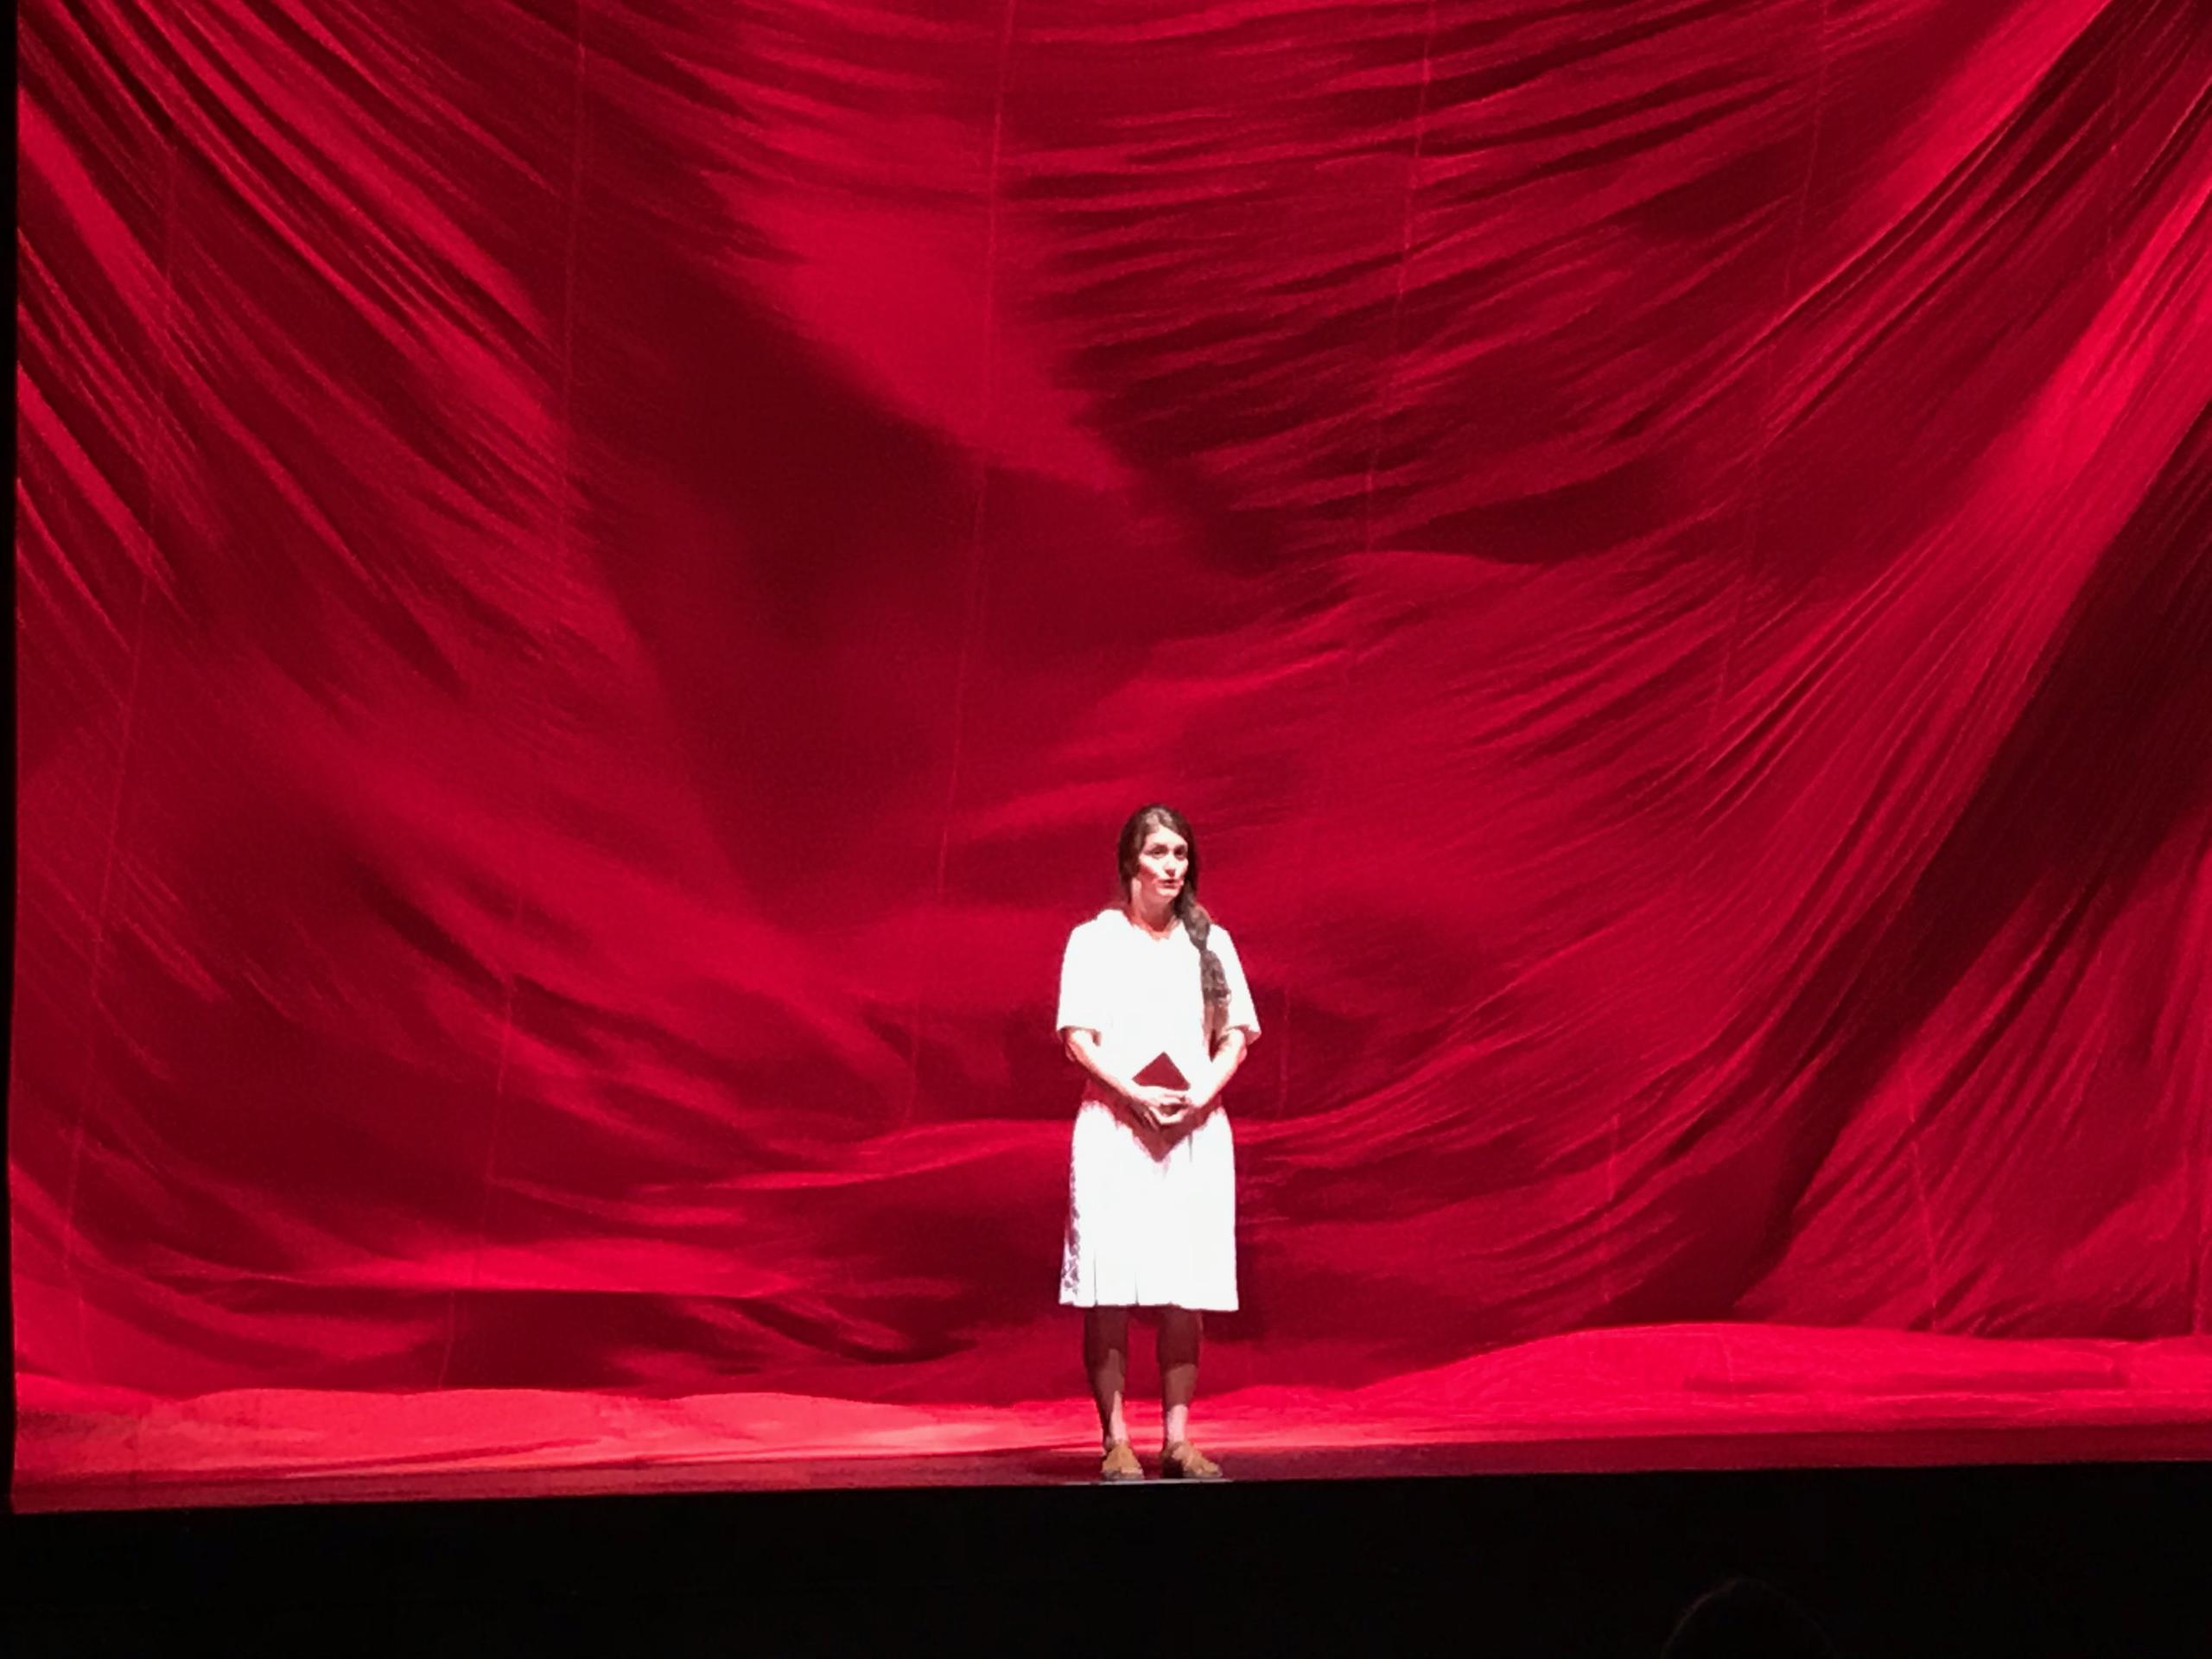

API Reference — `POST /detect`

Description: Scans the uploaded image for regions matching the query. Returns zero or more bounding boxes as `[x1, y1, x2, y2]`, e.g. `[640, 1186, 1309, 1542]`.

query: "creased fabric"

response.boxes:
[13, 0, 2210, 1409]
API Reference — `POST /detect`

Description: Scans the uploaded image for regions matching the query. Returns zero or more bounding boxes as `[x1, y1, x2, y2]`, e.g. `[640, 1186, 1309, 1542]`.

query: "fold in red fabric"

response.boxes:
[13, 0, 2209, 1412]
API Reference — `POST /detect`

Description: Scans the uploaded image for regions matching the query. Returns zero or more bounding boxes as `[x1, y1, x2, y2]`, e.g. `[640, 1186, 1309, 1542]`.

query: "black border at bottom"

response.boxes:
[10, 1459, 2209, 1656]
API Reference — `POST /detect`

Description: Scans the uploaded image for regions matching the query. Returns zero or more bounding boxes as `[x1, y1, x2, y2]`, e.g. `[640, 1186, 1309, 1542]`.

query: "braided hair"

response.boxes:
[1116, 804, 1231, 1040]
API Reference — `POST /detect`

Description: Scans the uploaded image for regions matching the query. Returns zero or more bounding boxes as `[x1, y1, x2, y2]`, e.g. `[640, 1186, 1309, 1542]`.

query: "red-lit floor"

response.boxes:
[16, 1324, 2210, 1512]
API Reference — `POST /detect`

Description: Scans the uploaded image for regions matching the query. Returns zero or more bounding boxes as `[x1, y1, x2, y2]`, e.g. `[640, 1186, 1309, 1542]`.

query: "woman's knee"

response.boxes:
[1084, 1306, 1134, 1344]
[1158, 1307, 1203, 1357]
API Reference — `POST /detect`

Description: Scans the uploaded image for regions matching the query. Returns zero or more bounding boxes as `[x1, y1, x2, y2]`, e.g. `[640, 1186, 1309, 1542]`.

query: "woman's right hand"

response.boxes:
[1124, 1085, 1189, 1132]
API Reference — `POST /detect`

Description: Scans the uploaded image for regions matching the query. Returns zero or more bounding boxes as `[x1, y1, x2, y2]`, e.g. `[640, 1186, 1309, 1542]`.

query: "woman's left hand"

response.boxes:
[1160, 1033, 1244, 1138]
[1160, 1087, 1216, 1130]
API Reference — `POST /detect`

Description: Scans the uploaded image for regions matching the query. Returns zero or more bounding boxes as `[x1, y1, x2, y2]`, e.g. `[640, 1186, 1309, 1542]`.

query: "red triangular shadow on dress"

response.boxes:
[1131, 1052, 1190, 1090]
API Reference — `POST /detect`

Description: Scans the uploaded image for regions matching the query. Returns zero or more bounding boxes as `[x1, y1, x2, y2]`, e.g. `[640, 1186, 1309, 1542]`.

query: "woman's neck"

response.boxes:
[1127, 896, 1179, 936]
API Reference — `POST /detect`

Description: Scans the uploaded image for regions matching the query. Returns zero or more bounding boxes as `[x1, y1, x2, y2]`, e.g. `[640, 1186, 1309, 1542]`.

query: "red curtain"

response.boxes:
[15, 0, 2209, 1409]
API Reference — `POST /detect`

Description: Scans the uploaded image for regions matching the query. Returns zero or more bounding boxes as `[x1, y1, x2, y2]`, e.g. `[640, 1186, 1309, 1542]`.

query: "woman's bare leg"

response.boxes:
[1084, 1306, 1133, 1448]
[1159, 1307, 1202, 1447]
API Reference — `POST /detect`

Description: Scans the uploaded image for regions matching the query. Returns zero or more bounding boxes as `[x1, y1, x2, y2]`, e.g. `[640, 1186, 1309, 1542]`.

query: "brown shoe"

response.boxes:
[1100, 1441, 1144, 1482]
[1160, 1440, 1224, 1480]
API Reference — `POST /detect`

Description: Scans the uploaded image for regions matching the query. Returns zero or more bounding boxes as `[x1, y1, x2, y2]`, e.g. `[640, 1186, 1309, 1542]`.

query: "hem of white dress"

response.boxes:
[1058, 1293, 1239, 1311]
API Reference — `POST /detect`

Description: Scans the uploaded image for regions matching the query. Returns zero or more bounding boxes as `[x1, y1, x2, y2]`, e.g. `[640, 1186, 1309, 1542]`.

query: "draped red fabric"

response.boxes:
[13, 0, 2211, 1450]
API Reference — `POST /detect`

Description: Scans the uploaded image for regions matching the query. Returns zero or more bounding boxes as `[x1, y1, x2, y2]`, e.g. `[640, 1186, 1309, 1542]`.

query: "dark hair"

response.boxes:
[1116, 804, 1230, 1039]
[1659, 1578, 1840, 1659]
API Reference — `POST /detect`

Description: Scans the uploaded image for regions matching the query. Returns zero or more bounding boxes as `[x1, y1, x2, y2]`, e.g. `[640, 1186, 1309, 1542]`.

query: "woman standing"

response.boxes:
[1056, 804, 1261, 1481]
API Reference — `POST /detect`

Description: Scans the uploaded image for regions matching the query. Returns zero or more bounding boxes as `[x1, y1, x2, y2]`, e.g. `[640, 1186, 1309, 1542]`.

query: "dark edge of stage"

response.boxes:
[10, 1458, 2210, 1656]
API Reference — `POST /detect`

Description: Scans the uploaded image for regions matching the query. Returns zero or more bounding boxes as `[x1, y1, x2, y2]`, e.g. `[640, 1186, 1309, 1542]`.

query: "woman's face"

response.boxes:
[1130, 824, 1189, 908]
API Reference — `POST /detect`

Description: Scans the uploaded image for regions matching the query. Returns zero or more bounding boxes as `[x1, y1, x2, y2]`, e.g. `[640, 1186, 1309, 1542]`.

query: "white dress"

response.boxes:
[1056, 907, 1261, 1310]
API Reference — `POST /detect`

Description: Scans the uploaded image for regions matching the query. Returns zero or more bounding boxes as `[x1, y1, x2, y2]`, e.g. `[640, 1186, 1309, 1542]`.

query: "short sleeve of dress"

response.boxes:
[1055, 922, 1109, 1038]
[1213, 926, 1261, 1039]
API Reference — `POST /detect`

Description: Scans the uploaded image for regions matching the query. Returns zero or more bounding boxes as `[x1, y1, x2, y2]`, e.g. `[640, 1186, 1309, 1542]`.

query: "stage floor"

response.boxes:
[16, 1323, 2211, 1513]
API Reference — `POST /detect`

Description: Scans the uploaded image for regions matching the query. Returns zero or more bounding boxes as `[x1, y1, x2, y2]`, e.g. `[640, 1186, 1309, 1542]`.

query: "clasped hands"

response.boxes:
[1122, 1083, 1214, 1138]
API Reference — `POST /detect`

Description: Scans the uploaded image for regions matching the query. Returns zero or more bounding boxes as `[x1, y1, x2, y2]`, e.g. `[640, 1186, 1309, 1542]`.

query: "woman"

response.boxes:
[1056, 804, 1261, 1481]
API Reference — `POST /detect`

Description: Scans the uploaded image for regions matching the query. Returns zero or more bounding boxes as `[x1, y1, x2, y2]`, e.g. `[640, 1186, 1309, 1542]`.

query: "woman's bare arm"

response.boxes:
[1059, 1028, 1129, 1097]
[1173, 1028, 1251, 1123]
[1062, 1029, 1185, 1129]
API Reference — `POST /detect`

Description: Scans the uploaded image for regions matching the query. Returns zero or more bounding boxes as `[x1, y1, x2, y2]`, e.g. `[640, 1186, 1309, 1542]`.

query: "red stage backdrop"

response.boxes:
[14, 0, 2210, 1413]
